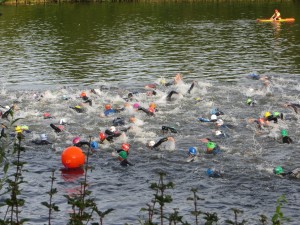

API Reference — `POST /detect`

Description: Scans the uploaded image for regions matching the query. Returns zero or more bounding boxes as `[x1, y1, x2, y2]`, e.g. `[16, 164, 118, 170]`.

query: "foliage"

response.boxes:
[271, 195, 290, 225]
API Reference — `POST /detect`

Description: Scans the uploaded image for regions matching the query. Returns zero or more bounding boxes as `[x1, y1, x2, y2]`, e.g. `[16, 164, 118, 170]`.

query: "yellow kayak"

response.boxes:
[256, 18, 295, 22]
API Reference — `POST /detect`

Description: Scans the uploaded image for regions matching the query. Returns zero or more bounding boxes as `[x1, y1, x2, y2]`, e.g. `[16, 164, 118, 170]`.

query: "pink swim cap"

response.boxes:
[133, 103, 140, 109]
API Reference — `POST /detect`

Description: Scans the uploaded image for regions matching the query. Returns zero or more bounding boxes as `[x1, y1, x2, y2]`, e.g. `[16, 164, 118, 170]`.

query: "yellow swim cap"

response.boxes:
[15, 126, 22, 133]
[75, 105, 81, 109]
[264, 111, 271, 118]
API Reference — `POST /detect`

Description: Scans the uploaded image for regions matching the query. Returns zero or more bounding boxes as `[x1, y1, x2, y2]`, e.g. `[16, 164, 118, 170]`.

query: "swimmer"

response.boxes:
[50, 123, 64, 133]
[198, 114, 218, 123]
[206, 168, 224, 178]
[186, 147, 198, 162]
[103, 104, 124, 117]
[273, 166, 300, 179]
[199, 138, 221, 155]
[112, 117, 126, 126]
[246, 97, 256, 107]
[210, 107, 224, 116]
[80, 92, 92, 106]
[280, 129, 293, 144]
[187, 81, 198, 94]
[137, 106, 155, 116]
[147, 137, 174, 150]
[69, 105, 86, 113]
[282, 103, 300, 114]
[166, 90, 180, 101]
[31, 134, 52, 145]
[104, 126, 122, 142]
[117, 150, 133, 167]
[264, 111, 283, 123]
[162, 126, 178, 133]
[43, 113, 54, 119]
[213, 130, 227, 138]
[72, 136, 90, 148]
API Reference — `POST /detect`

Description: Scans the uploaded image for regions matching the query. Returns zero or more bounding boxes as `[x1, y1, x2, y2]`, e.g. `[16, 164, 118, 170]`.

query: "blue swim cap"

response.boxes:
[188, 147, 197, 155]
[206, 168, 214, 176]
[210, 108, 218, 115]
[90, 141, 98, 149]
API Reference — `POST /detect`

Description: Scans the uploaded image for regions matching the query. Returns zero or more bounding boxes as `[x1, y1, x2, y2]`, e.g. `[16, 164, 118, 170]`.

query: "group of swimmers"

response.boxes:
[0, 73, 299, 179]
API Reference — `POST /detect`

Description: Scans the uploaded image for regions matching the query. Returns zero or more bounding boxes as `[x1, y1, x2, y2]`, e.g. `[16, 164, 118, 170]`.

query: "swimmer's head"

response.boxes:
[73, 136, 80, 144]
[207, 142, 216, 150]
[90, 141, 98, 150]
[188, 147, 197, 156]
[273, 166, 283, 175]
[80, 92, 86, 98]
[60, 118, 66, 125]
[119, 151, 127, 159]
[148, 140, 156, 147]
[148, 107, 155, 113]
[40, 134, 47, 141]
[133, 103, 140, 109]
[211, 115, 217, 121]
[215, 130, 222, 136]
[281, 129, 288, 137]
[149, 102, 156, 109]
[109, 126, 116, 132]
[206, 168, 214, 176]
[216, 119, 224, 126]
[122, 143, 130, 152]
[99, 132, 106, 141]
[129, 117, 137, 123]
[246, 98, 252, 105]
[264, 111, 271, 118]
[105, 104, 112, 110]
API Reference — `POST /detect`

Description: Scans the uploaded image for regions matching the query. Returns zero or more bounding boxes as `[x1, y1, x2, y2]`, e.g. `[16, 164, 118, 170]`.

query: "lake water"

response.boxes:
[0, 1, 299, 224]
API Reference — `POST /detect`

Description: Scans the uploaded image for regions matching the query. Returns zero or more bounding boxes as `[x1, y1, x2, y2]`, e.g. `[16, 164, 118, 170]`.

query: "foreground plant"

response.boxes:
[65, 137, 114, 225]
[140, 171, 174, 225]
[225, 208, 247, 225]
[272, 195, 290, 225]
[1, 132, 28, 224]
[41, 169, 60, 225]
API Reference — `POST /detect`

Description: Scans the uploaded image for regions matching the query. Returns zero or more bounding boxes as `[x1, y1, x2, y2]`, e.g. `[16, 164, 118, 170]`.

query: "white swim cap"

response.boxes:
[149, 140, 155, 147]
[5, 105, 10, 109]
[60, 118, 66, 125]
[40, 134, 47, 141]
[215, 130, 222, 136]
[110, 126, 116, 132]
[211, 115, 217, 120]
[216, 119, 224, 126]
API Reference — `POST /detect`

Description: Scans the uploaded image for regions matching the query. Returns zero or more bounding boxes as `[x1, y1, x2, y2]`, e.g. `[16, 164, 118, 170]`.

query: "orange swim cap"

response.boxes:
[80, 92, 86, 97]
[149, 102, 156, 109]
[105, 104, 111, 110]
[148, 107, 155, 113]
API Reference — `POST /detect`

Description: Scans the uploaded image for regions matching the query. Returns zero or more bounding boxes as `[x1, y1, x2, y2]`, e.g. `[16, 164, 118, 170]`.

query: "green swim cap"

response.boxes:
[281, 129, 288, 137]
[246, 98, 252, 104]
[207, 142, 216, 149]
[274, 166, 283, 175]
[273, 112, 280, 117]
[119, 151, 127, 159]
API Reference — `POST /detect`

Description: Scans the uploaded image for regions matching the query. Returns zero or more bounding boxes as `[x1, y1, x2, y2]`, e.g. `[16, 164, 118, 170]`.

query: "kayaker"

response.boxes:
[270, 9, 281, 20]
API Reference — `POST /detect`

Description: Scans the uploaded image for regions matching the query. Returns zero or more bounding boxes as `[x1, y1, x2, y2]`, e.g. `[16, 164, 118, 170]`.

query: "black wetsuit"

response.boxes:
[281, 168, 300, 179]
[151, 137, 168, 150]
[105, 129, 122, 142]
[112, 117, 125, 126]
[74, 141, 90, 147]
[166, 91, 179, 101]
[138, 107, 154, 116]
[82, 96, 93, 106]
[50, 124, 63, 133]
[286, 103, 300, 114]
[32, 140, 52, 145]
[162, 126, 177, 133]
[187, 81, 196, 94]
[69, 106, 86, 113]
[120, 159, 134, 166]
[282, 136, 293, 144]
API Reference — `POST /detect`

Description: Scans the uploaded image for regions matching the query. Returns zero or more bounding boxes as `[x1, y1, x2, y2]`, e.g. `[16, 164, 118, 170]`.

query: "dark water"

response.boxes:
[0, 1, 300, 225]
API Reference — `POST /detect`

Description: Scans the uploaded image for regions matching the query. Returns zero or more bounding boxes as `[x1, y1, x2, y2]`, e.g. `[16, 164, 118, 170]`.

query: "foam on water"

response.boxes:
[0, 75, 299, 224]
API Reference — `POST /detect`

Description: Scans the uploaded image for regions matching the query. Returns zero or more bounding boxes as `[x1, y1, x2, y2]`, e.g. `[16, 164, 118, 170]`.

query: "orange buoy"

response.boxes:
[61, 146, 85, 169]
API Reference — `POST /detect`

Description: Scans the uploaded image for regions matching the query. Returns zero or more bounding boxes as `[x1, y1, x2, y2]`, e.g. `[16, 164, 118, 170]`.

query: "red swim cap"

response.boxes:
[121, 143, 130, 152]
